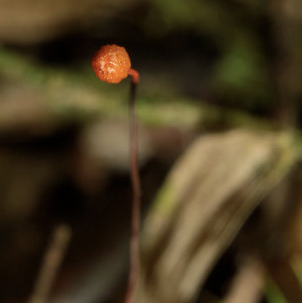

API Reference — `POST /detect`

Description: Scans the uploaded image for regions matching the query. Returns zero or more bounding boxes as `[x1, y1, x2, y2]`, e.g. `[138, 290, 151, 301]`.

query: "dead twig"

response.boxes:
[28, 224, 72, 303]
[223, 258, 264, 303]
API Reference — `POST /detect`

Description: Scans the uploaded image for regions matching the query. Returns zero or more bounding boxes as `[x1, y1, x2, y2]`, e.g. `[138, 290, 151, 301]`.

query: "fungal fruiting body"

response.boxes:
[91, 44, 140, 303]
[91, 44, 131, 84]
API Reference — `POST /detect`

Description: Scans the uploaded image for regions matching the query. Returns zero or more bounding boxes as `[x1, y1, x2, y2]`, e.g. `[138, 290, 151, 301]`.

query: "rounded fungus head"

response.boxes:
[91, 44, 131, 84]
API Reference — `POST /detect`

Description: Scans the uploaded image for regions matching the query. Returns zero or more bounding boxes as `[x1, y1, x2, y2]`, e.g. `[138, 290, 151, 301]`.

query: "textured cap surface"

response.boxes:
[91, 44, 131, 84]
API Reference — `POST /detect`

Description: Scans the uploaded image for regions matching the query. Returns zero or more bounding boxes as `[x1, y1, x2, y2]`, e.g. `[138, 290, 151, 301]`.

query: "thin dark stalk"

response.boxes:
[125, 68, 141, 303]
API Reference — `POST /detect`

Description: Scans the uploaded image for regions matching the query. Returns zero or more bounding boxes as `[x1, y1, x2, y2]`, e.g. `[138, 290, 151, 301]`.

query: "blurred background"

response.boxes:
[0, 0, 301, 302]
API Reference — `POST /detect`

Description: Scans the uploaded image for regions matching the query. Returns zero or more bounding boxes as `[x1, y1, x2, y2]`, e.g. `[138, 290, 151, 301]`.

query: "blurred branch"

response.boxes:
[136, 129, 299, 303]
[269, 0, 301, 128]
[265, 255, 302, 303]
[28, 224, 72, 303]
[223, 258, 264, 303]
[0, 46, 281, 134]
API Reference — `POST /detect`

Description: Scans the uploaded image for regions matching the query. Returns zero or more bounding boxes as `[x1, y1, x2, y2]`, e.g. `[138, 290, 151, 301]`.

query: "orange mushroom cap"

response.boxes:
[91, 44, 131, 84]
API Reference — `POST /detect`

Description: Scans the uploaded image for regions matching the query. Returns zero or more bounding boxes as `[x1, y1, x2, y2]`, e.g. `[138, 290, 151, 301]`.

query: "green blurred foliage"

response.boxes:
[143, 0, 301, 117]
[265, 279, 288, 303]
[0, 0, 300, 126]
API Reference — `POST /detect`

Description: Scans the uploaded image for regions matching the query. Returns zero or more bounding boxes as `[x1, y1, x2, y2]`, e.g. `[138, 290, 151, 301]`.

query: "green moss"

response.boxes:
[0, 46, 283, 132]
